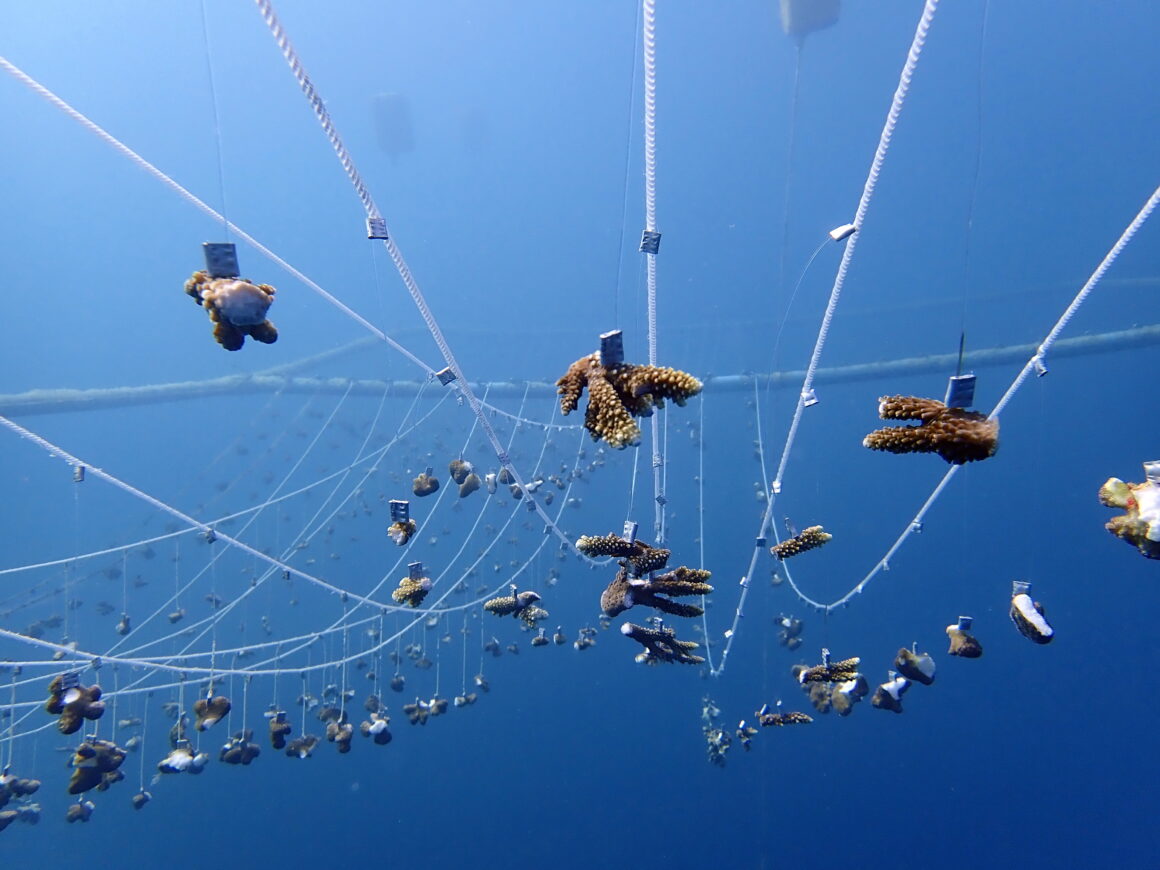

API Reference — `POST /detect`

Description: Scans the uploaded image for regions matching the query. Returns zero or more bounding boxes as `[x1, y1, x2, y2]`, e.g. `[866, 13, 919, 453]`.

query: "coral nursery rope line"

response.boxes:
[252, 0, 589, 559]
[797, 180, 1160, 614]
[712, 0, 941, 677]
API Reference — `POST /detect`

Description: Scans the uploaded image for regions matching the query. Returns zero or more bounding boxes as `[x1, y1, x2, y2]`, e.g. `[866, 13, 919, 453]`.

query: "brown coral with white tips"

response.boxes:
[576, 533, 671, 577]
[620, 621, 704, 665]
[557, 353, 702, 449]
[863, 395, 998, 465]
[44, 675, 105, 736]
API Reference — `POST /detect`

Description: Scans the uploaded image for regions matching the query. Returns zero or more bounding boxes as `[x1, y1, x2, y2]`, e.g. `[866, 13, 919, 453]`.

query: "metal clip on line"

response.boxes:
[366, 217, 389, 239]
[943, 373, 976, 409]
[388, 499, 410, 524]
[639, 230, 662, 255]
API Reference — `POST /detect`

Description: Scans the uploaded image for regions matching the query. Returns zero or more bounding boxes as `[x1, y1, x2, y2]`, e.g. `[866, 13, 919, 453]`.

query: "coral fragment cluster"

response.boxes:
[45, 675, 105, 735]
[557, 352, 702, 449]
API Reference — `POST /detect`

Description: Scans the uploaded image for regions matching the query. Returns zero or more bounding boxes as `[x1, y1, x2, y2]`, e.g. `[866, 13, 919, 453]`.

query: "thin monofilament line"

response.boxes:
[772, 0, 939, 496]
[0, 55, 431, 377]
[712, 0, 940, 677]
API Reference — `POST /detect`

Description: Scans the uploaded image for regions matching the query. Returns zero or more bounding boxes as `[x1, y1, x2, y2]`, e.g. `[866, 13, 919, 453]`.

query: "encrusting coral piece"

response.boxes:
[894, 647, 936, 685]
[66, 800, 95, 823]
[946, 617, 983, 658]
[285, 735, 319, 759]
[184, 270, 277, 351]
[557, 352, 702, 449]
[770, 526, 832, 560]
[871, 673, 910, 713]
[360, 711, 393, 745]
[267, 711, 292, 750]
[863, 395, 998, 465]
[448, 459, 473, 486]
[1009, 581, 1054, 644]
[220, 730, 261, 765]
[412, 470, 440, 497]
[576, 533, 671, 577]
[157, 743, 209, 775]
[620, 620, 705, 665]
[193, 695, 231, 731]
[1099, 475, 1160, 560]
[600, 566, 713, 618]
[45, 675, 105, 735]
[68, 739, 126, 794]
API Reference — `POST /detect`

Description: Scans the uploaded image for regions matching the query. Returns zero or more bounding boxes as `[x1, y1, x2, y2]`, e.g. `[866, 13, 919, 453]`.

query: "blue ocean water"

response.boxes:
[1, 1, 1158, 867]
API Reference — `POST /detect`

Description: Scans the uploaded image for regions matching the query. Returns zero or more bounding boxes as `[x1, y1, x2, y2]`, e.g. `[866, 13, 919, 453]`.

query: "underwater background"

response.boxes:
[1, 1, 1159, 867]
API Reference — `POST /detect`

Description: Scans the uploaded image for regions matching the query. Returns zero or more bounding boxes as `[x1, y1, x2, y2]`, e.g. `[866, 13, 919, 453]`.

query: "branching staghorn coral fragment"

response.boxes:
[1099, 475, 1160, 559]
[600, 566, 713, 618]
[770, 525, 832, 560]
[557, 352, 702, 449]
[576, 533, 670, 576]
[863, 395, 998, 464]
[620, 620, 704, 665]
[797, 652, 861, 685]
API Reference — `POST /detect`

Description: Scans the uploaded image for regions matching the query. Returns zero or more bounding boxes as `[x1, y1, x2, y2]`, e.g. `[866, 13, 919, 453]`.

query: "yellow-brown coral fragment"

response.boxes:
[286, 735, 319, 759]
[45, 675, 105, 735]
[392, 573, 432, 607]
[556, 353, 702, 449]
[1098, 476, 1160, 560]
[863, 395, 998, 465]
[184, 270, 278, 351]
[946, 622, 983, 658]
[193, 695, 231, 731]
[620, 621, 704, 665]
[770, 526, 832, 560]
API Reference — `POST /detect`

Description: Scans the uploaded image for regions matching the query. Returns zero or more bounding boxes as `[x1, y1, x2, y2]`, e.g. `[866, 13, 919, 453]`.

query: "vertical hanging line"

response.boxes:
[640, 0, 666, 542]
[777, 39, 804, 298]
[199, 0, 231, 242]
[961, 0, 990, 335]
[252, 0, 580, 559]
[614, 1, 644, 328]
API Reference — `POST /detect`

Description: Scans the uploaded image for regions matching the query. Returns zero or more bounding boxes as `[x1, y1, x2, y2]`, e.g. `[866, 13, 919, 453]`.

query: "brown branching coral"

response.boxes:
[45, 675, 105, 735]
[620, 621, 704, 665]
[1098, 475, 1160, 559]
[184, 270, 278, 351]
[756, 706, 813, 728]
[797, 653, 861, 685]
[576, 533, 671, 577]
[557, 352, 702, 449]
[863, 395, 998, 464]
[770, 526, 832, 560]
[600, 566, 713, 618]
